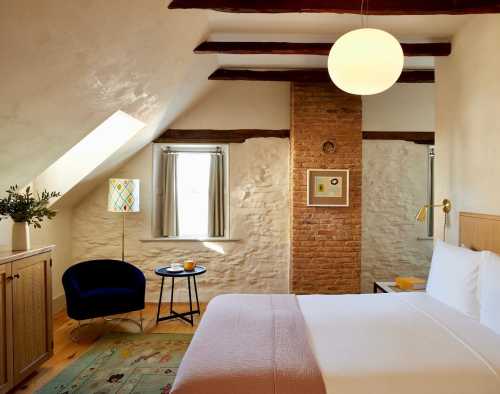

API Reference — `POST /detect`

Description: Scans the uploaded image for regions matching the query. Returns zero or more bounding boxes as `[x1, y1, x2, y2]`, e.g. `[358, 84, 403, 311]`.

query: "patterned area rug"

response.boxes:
[37, 333, 192, 394]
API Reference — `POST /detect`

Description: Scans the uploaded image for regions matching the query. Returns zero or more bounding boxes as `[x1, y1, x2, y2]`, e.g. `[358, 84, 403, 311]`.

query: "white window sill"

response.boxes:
[140, 237, 240, 243]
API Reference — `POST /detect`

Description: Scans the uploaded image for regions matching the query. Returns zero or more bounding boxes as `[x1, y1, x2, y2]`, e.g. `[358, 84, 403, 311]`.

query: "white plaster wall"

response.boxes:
[171, 81, 434, 133]
[0, 220, 10, 249]
[362, 141, 433, 293]
[72, 139, 290, 302]
[170, 81, 291, 130]
[435, 15, 500, 245]
[363, 84, 435, 132]
[31, 209, 73, 300]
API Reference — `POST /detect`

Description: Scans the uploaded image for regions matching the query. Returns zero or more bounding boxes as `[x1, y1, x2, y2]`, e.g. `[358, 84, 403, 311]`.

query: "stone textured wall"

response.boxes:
[361, 140, 433, 293]
[72, 138, 290, 302]
[290, 83, 362, 294]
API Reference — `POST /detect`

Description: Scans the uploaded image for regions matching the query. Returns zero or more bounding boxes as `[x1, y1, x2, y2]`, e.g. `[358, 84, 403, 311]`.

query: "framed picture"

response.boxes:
[307, 169, 349, 207]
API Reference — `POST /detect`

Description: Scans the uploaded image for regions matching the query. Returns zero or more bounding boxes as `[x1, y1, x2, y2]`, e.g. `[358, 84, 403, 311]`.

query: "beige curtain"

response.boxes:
[208, 151, 225, 237]
[162, 152, 179, 237]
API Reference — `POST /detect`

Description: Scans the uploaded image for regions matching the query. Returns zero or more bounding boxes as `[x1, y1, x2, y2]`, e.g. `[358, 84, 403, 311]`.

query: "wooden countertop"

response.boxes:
[0, 245, 55, 265]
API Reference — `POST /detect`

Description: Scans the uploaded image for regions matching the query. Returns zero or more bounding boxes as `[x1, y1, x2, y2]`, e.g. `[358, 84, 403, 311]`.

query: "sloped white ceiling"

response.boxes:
[0, 0, 470, 202]
[0, 0, 216, 194]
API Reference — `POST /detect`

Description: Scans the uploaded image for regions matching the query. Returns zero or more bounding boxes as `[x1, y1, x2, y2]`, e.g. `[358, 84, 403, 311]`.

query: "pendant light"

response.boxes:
[328, 1, 404, 95]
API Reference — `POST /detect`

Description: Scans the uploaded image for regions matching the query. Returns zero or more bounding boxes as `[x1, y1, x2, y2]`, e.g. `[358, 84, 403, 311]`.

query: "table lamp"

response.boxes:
[108, 178, 140, 261]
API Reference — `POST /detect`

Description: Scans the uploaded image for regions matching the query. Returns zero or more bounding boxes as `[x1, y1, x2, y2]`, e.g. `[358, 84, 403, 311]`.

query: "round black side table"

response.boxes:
[154, 265, 206, 326]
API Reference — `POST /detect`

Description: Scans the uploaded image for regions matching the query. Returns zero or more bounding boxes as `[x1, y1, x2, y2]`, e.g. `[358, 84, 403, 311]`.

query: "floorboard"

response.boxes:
[12, 302, 205, 393]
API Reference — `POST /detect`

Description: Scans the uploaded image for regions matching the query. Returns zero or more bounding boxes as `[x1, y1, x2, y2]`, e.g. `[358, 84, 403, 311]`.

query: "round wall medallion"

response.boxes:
[322, 140, 336, 154]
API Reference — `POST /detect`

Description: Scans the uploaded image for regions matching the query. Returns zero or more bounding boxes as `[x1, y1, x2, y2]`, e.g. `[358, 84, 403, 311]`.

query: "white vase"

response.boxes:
[12, 222, 30, 251]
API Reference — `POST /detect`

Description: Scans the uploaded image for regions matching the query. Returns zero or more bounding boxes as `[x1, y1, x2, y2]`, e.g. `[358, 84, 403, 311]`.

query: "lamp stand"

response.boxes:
[108, 179, 140, 262]
[122, 212, 125, 261]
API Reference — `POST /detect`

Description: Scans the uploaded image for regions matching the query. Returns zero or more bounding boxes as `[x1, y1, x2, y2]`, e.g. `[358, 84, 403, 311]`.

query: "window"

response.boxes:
[177, 153, 211, 237]
[152, 144, 229, 239]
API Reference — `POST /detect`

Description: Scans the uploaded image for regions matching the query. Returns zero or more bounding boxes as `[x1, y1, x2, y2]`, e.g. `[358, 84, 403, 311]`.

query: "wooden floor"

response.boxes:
[12, 302, 206, 393]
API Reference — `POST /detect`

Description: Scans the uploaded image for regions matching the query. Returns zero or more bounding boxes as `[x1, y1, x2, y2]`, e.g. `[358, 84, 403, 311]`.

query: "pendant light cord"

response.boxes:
[360, 0, 369, 28]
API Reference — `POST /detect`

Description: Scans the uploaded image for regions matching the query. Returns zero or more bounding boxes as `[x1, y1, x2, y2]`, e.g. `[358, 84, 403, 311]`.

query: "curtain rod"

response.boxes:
[162, 147, 223, 155]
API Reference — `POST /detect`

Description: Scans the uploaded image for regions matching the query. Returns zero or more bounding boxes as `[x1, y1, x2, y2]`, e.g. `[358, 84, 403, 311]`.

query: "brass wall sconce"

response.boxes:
[416, 199, 452, 241]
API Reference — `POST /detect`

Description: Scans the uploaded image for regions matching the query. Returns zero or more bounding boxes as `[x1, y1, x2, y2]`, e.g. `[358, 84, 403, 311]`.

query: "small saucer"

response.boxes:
[166, 267, 183, 273]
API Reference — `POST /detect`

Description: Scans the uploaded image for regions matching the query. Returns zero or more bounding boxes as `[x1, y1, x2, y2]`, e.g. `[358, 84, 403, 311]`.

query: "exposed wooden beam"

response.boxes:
[155, 129, 290, 143]
[363, 131, 435, 145]
[169, 0, 500, 14]
[209, 68, 435, 83]
[195, 41, 452, 57]
[156, 130, 433, 144]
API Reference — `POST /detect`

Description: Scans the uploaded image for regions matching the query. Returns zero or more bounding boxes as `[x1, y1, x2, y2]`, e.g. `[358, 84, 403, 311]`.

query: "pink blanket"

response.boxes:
[172, 294, 326, 394]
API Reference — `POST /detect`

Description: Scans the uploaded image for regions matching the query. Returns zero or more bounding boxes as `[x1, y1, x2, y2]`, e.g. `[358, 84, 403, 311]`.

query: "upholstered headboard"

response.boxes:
[459, 212, 500, 254]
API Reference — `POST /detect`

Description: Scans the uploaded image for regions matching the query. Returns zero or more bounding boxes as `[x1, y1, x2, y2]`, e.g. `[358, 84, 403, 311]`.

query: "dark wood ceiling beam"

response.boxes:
[156, 129, 434, 145]
[155, 129, 290, 143]
[195, 41, 452, 57]
[363, 131, 435, 145]
[209, 68, 435, 83]
[169, 0, 500, 14]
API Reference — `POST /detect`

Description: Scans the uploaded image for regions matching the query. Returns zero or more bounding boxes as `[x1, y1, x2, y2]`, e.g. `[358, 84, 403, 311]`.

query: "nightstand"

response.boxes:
[373, 281, 425, 294]
[155, 265, 207, 326]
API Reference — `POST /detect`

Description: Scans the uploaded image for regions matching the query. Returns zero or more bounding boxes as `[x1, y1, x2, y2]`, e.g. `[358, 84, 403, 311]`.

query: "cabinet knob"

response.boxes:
[6, 275, 13, 280]
[13, 274, 20, 279]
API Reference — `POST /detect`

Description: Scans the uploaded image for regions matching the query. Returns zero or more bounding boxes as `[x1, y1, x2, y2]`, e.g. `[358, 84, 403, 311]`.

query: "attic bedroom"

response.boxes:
[0, 1, 499, 393]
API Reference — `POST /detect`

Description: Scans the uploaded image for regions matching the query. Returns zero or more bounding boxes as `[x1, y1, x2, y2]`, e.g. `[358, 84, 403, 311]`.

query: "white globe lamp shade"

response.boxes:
[328, 28, 404, 95]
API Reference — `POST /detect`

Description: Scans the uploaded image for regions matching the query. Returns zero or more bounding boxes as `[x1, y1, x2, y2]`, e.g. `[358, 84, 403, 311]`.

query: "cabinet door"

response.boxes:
[0, 263, 13, 394]
[12, 253, 53, 385]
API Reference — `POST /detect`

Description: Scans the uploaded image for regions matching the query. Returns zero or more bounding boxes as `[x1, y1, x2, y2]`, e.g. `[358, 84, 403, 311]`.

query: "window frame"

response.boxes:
[151, 143, 230, 241]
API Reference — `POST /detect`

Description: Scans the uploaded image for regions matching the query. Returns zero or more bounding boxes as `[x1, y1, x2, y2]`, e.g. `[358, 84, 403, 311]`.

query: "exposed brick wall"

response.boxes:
[291, 82, 362, 294]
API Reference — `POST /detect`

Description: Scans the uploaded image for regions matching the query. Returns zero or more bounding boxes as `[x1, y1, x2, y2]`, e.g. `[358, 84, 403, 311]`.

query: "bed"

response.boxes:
[300, 292, 500, 394]
[172, 213, 500, 394]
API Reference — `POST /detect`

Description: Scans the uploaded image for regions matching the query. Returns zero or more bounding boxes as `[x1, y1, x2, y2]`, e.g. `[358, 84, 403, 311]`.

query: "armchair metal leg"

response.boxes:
[103, 311, 144, 332]
[70, 320, 93, 342]
[70, 310, 144, 341]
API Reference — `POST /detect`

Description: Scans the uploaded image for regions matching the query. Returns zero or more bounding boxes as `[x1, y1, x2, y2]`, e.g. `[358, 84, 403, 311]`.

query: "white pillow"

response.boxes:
[479, 251, 500, 335]
[426, 240, 481, 319]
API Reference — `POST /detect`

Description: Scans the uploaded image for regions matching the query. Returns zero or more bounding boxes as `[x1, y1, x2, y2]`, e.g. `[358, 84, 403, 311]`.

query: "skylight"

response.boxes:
[34, 111, 145, 200]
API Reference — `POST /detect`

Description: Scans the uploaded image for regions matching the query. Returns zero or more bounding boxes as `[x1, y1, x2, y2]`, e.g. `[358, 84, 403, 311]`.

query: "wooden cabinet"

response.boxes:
[12, 252, 53, 385]
[0, 247, 53, 393]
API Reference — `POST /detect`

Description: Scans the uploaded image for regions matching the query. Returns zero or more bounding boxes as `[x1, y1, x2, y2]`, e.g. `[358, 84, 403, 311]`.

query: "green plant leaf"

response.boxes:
[0, 185, 61, 227]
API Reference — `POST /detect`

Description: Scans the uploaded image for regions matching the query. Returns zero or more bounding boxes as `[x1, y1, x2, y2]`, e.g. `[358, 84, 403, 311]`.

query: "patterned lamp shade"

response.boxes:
[108, 179, 140, 213]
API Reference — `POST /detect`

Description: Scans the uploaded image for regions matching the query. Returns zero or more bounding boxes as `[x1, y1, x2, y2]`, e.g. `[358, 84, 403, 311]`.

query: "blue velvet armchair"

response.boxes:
[62, 259, 145, 325]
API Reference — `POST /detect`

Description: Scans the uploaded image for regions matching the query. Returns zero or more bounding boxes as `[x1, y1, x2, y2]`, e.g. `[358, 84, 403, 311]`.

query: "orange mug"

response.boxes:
[183, 259, 195, 271]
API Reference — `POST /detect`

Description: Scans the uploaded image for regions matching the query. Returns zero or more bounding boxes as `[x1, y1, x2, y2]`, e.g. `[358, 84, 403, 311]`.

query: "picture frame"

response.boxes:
[307, 169, 349, 207]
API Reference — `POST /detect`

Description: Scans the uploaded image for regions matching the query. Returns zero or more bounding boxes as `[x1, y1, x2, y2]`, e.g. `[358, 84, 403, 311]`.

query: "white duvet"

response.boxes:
[298, 293, 500, 394]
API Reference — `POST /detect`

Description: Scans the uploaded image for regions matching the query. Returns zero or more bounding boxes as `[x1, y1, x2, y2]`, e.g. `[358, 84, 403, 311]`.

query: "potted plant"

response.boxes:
[0, 185, 61, 251]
